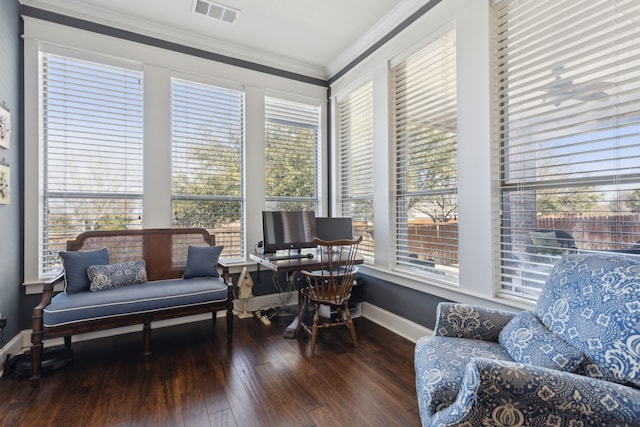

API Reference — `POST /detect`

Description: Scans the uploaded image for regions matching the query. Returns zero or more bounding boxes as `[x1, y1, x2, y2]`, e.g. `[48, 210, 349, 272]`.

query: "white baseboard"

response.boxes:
[360, 302, 432, 343]
[0, 331, 25, 377]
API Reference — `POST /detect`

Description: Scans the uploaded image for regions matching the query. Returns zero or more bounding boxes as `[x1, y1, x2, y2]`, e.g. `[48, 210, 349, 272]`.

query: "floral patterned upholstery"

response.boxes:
[414, 254, 640, 426]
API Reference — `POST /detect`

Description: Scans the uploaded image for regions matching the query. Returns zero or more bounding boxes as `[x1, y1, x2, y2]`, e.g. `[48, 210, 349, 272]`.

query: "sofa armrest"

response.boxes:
[217, 262, 230, 285]
[434, 302, 516, 342]
[434, 358, 640, 426]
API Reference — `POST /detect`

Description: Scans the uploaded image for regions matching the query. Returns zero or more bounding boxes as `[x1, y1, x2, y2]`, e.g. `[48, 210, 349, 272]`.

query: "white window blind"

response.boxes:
[41, 53, 143, 276]
[337, 81, 374, 260]
[171, 78, 245, 260]
[392, 29, 458, 278]
[264, 96, 320, 212]
[495, 0, 640, 299]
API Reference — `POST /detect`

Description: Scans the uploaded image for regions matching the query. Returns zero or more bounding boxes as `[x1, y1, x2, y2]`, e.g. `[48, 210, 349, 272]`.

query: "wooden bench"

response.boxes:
[31, 228, 234, 386]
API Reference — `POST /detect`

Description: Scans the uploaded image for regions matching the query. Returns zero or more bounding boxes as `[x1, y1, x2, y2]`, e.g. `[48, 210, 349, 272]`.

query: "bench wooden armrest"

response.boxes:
[34, 268, 64, 312]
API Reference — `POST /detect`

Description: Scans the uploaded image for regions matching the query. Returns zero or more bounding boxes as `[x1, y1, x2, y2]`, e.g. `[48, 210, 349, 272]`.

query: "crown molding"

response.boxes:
[19, 0, 328, 80]
[326, 0, 431, 78]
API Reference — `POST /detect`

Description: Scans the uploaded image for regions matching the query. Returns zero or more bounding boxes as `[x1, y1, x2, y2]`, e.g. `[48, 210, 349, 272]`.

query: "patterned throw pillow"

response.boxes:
[60, 248, 110, 294]
[87, 260, 148, 292]
[499, 311, 584, 372]
[183, 245, 224, 279]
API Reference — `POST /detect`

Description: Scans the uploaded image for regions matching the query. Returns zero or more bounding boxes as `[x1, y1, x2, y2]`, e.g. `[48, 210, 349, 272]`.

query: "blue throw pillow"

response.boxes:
[499, 311, 584, 372]
[87, 260, 148, 292]
[183, 245, 224, 279]
[59, 248, 109, 294]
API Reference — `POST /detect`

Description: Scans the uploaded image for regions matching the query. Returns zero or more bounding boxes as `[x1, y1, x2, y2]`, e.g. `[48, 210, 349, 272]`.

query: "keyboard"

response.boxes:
[267, 253, 314, 261]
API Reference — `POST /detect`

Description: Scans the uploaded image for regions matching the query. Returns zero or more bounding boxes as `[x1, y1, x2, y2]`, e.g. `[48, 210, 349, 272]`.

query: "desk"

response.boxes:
[249, 250, 364, 337]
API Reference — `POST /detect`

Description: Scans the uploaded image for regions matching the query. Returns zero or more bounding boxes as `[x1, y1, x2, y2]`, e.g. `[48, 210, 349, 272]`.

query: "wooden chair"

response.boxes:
[295, 237, 362, 355]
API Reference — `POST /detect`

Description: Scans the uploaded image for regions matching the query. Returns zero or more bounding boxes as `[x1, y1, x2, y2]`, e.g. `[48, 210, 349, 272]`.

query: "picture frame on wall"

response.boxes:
[0, 102, 10, 150]
[0, 163, 10, 205]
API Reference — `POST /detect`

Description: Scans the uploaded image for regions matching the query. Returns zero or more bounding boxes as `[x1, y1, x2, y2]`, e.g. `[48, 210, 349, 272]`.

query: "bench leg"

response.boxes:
[30, 337, 43, 387]
[143, 321, 151, 362]
[64, 336, 72, 348]
[226, 308, 233, 343]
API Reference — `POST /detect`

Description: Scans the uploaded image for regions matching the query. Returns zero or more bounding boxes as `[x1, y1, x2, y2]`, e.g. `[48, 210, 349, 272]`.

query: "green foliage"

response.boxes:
[536, 188, 603, 216]
[404, 124, 458, 223]
[265, 123, 317, 199]
[626, 190, 640, 213]
[172, 134, 242, 226]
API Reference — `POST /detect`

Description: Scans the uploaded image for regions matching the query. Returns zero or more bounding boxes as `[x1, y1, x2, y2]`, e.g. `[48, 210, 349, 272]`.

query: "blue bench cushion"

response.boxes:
[43, 277, 228, 327]
[414, 335, 513, 421]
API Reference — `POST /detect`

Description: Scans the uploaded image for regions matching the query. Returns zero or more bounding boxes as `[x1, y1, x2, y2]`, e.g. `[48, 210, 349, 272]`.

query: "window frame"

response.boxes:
[391, 28, 459, 282]
[264, 95, 322, 213]
[38, 49, 145, 277]
[170, 76, 246, 261]
[494, 0, 640, 300]
[336, 80, 375, 261]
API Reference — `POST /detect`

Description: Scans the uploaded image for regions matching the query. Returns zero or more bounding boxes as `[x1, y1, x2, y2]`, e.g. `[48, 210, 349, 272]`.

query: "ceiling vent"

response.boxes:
[192, 0, 240, 24]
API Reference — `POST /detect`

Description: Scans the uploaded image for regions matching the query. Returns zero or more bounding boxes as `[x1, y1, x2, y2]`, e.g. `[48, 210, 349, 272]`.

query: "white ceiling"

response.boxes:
[20, 0, 428, 79]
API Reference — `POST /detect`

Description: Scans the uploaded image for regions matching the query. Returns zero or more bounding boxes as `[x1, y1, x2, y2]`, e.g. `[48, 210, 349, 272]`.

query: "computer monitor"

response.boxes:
[261, 211, 317, 254]
[315, 217, 353, 241]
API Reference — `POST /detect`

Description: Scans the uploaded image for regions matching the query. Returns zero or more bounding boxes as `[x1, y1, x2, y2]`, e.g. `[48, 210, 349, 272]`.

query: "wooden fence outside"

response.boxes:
[537, 214, 640, 251]
[397, 213, 640, 264]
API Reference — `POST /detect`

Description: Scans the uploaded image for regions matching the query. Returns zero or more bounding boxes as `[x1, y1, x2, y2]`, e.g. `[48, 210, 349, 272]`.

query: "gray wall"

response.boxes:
[359, 273, 451, 330]
[0, 0, 23, 342]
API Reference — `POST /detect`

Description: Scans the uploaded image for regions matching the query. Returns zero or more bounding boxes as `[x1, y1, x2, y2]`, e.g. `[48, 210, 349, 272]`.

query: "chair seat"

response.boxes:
[300, 286, 350, 305]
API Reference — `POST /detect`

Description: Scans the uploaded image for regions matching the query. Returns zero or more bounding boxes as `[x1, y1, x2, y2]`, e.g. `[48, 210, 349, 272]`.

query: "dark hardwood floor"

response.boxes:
[0, 313, 421, 427]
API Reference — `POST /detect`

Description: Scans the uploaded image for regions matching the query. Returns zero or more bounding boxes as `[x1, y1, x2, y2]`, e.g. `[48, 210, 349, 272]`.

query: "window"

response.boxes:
[41, 53, 143, 275]
[337, 81, 375, 260]
[264, 96, 320, 212]
[392, 29, 458, 278]
[171, 78, 245, 260]
[495, 0, 640, 299]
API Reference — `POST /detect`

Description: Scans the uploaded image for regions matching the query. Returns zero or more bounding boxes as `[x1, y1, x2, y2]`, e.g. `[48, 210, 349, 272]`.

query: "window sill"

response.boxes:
[23, 280, 63, 295]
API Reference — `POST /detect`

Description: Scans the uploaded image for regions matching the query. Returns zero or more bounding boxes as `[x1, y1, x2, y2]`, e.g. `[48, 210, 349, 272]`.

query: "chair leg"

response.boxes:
[345, 303, 358, 347]
[295, 296, 307, 337]
[310, 303, 320, 355]
[30, 339, 43, 387]
[226, 306, 233, 343]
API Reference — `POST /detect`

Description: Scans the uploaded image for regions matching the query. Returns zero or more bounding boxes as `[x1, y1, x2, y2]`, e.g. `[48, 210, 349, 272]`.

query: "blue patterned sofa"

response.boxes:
[415, 254, 640, 426]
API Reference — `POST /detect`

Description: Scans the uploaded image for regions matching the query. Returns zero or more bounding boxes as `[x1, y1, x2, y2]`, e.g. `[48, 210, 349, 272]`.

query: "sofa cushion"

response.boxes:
[183, 245, 224, 279]
[87, 260, 148, 292]
[43, 277, 228, 327]
[414, 335, 513, 422]
[535, 254, 640, 388]
[499, 311, 583, 372]
[60, 248, 109, 294]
